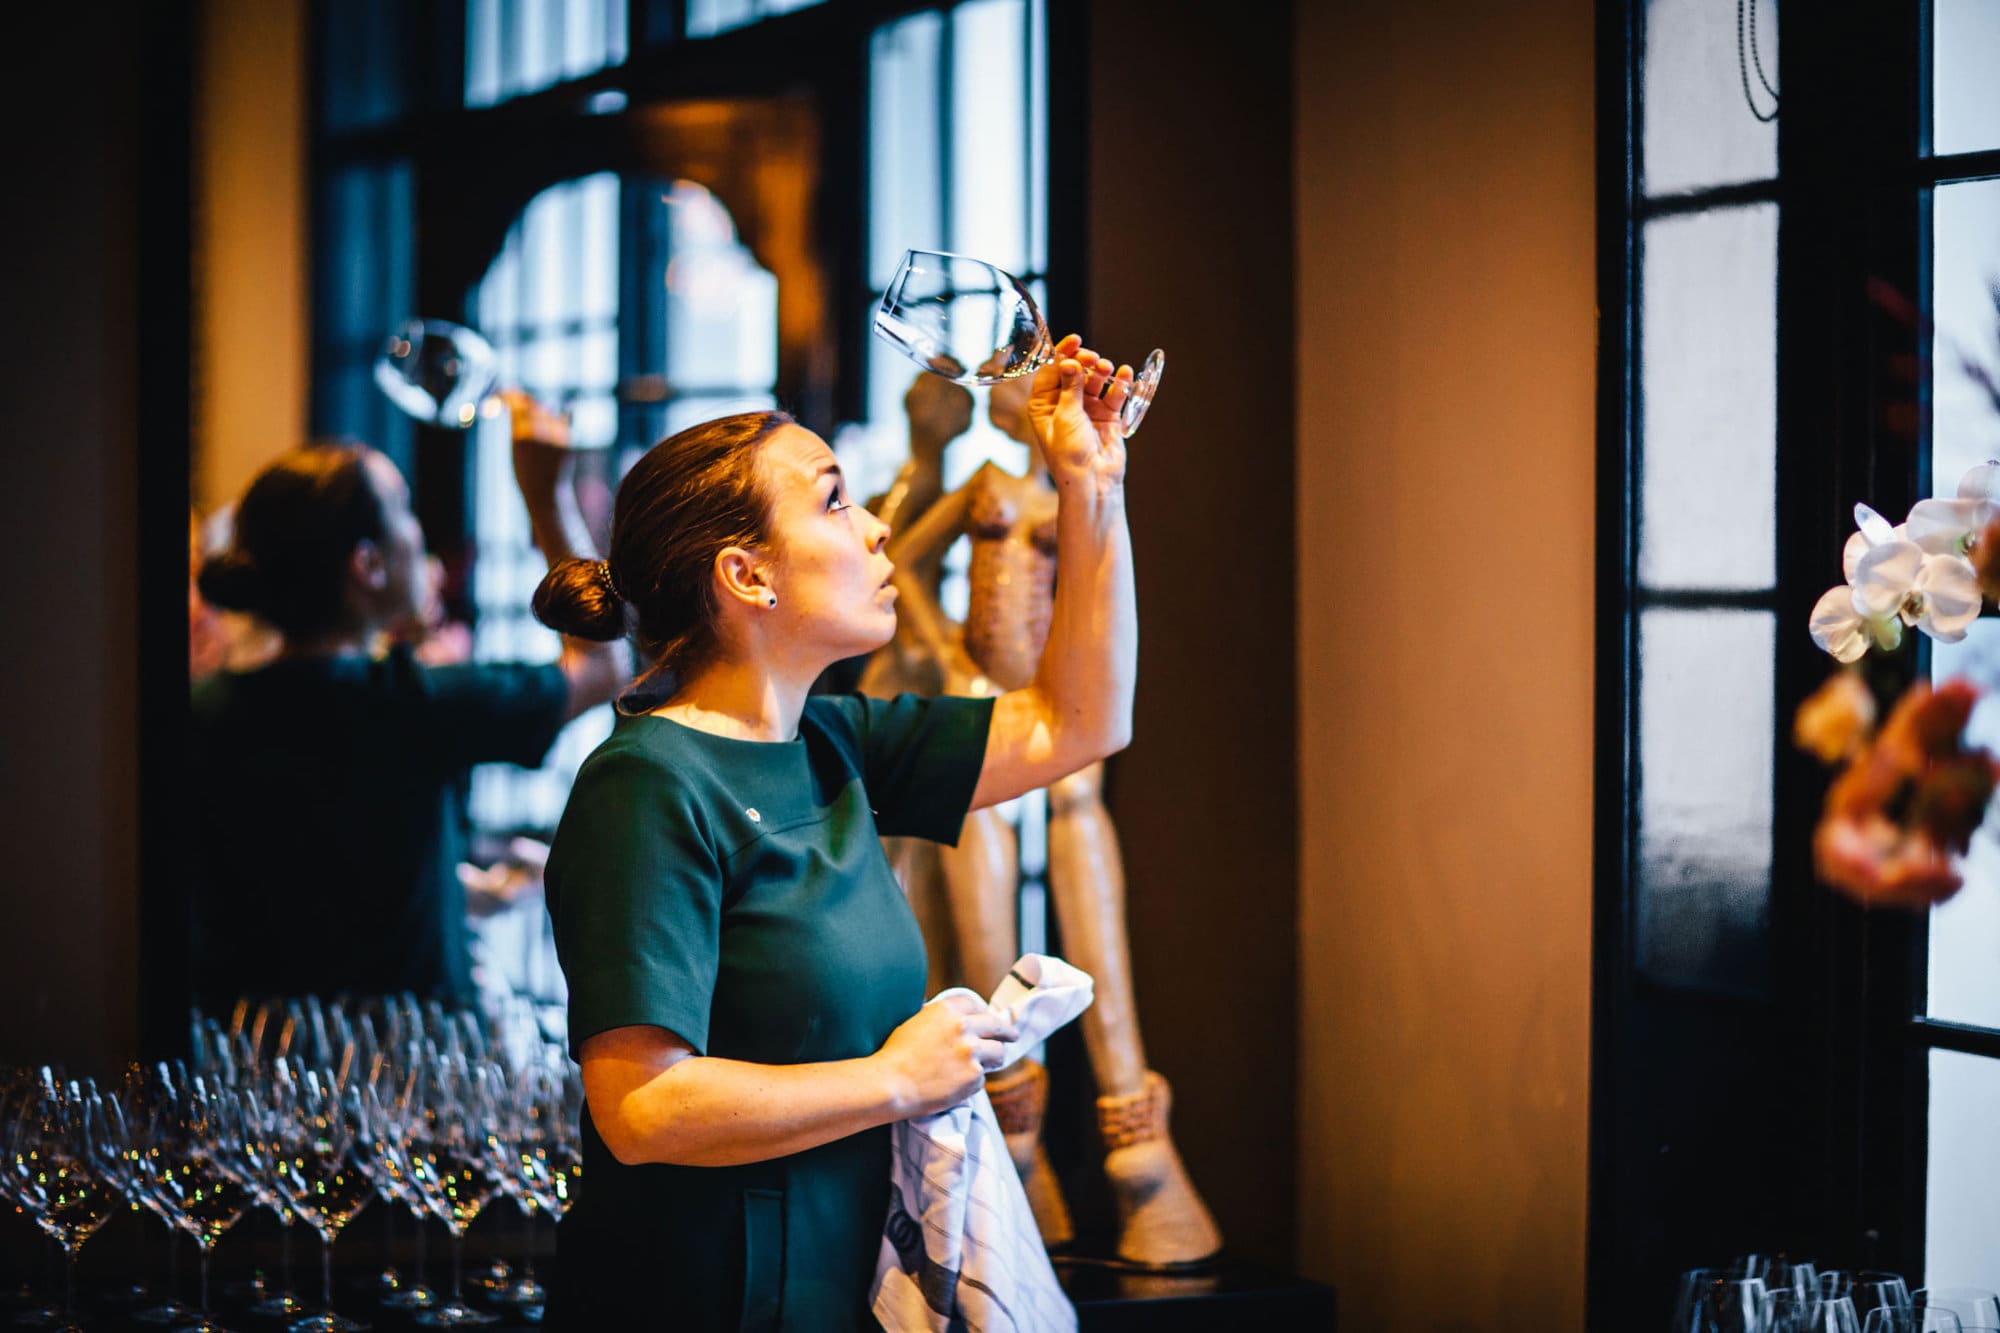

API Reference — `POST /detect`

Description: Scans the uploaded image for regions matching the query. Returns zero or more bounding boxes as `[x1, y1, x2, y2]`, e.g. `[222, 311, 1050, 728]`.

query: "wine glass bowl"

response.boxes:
[873, 247, 1166, 438]
[373, 319, 501, 430]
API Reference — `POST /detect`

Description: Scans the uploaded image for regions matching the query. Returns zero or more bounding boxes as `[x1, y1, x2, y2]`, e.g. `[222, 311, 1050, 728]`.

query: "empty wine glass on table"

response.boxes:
[277, 1071, 374, 1333]
[1824, 1274, 1915, 1320]
[1863, 1308, 1963, 1333]
[1689, 1278, 1776, 1333]
[10, 1075, 121, 1333]
[1773, 1294, 1862, 1333]
[1918, 1294, 2000, 1328]
[147, 1077, 250, 1333]
[402, 1053, 500, 1327]
[872, 247, 1166, 438]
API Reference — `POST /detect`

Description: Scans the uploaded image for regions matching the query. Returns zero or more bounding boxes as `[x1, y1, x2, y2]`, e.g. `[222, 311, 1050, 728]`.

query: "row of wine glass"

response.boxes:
[3, 992, 580, 1333]
[1677, 1257, 2000, 1333]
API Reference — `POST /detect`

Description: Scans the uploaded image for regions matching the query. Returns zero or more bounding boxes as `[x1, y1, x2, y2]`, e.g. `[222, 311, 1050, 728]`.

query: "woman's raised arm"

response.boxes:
[969, 337, 1138, 811]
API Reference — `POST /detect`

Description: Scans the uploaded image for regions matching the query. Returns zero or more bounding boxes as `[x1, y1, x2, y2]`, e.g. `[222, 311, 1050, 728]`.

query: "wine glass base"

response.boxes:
[496, 1278, 547, 1307]
[167, 1319, 236, 1333]
[1118, 348, 1165, 438]
[133, 1300, 195, 1325]
[287, 1311, 370, 1333]
[249, 1292, 309, 1317]
[383, 1285, 439, 1312]
[412, 1304, 499, 1328]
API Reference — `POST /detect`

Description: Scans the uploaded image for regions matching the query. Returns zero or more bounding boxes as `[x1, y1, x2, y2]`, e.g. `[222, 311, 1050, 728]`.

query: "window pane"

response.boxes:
[1931, 180, 2000, 493]
[1934, 0, 2000, 155]
[1927, 625, 2000, 1027]
[869, 11, 945, 291]
[1926, 1050, 2000, 1287]
[1641, 0, 1778, 195]
[950, 0, 1029, 275]
[1637, 608, 1774, 989]
[1639, 205, 1778, 590]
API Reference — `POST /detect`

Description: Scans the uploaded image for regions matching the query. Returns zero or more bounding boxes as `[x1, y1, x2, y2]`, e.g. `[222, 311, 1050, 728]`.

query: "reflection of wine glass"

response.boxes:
[873, 248, 1165, 438]
[374, 317, 666, 439]
[10, 1075, 121, 1333]
[373, 320, 502, 429]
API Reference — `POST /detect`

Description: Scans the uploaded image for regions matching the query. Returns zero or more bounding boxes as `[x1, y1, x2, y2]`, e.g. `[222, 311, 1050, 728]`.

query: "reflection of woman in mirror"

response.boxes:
[530, 337, 1134, 1326]
[884, 370, 1223, 1267]
[187, 397, 625, 1012]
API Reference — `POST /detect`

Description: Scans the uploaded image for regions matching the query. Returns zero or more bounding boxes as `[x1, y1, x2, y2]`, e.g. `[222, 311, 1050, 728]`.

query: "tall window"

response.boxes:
[1918, 0, 2000, 1283]
[465, 0, 628, 107]
[1599, 0, 2000, 1304]
[849, 0, 1051, 958]
[1629, 0, 1781, 993]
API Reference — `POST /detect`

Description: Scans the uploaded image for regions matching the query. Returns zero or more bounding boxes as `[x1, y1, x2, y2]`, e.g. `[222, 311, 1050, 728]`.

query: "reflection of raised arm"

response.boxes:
[887, 476, 980, 680]
[504, 390, 630, 718]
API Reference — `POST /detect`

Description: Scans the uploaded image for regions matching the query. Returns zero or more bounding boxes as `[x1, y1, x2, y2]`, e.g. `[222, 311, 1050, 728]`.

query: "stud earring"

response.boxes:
[767, 594, 777, 608]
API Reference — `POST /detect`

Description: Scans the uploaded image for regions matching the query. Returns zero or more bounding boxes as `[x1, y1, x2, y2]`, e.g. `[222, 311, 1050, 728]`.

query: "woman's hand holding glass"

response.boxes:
[1027, 334, 1133, 505]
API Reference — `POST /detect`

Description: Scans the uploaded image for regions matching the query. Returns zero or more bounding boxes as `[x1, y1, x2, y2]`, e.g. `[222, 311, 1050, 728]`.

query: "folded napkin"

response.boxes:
[871, 954, 1094, 1333]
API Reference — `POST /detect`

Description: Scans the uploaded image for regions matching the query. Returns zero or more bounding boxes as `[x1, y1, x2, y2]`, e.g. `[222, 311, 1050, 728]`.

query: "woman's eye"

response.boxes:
[828, 492, 849, 513]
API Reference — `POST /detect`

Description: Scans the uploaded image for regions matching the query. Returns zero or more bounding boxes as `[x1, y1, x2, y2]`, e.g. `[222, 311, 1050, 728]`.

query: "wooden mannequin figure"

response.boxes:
[861, 374, 975, 1000]
[884, 372, 1223, 1267]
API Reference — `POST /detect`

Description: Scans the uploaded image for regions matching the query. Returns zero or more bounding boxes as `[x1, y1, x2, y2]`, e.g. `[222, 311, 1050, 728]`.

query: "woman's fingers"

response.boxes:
[964, 1009, 1020, 1043]
[972, 1039, 1008, 1072]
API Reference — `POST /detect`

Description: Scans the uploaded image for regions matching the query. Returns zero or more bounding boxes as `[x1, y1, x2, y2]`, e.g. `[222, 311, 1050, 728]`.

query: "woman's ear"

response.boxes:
[713, 545, 772, 610]
[350, 539, 389, 593]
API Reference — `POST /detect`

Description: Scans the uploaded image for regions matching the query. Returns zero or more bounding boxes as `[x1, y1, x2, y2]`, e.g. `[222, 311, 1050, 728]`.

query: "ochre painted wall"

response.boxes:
[1293, 3, 1598, 1327]
[194, 0, 308, 515]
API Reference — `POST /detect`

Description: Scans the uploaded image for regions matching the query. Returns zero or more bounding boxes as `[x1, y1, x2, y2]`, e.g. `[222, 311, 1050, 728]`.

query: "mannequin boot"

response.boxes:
[985, 1058, 1072, 1246]
[1096, 1071, 1222, 1267]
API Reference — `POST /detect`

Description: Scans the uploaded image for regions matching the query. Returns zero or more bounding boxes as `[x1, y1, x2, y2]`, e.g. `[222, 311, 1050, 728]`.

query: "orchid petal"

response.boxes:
[1958, 460, 2000, 501]
[1811, 585, 1870, 662]
[1909, 498, 1996, 555]
[1844, 530, 1870, 583]
[1916, 554, 1984, 639]
[1853, 540, 1925, 617]
[1855, 503, 1897, 546]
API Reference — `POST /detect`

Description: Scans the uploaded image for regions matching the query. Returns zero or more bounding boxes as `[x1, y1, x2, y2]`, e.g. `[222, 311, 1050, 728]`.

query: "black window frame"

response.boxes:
[1591, 2, 2000, 1323]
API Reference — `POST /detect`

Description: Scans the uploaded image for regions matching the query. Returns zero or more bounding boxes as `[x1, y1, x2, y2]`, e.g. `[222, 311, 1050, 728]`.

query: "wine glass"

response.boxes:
[1918, 1294, 2000, 1328]
[402, 1053, 499, 1327]
[374, 320, 502, 429]
[235, 1063, 310, 1321]
[1774, 1295, 1862, 1333]
[11, 1075, 121, 1332]
[873, 248, 1165, 438]
[1695, 1278, 1776, 1332]
[278, 1071, 374, 1333]
[1863, 1308, 1963, 1333]
[147, 1077, 249, 1333]
[1824, 1274, 1914, 1319]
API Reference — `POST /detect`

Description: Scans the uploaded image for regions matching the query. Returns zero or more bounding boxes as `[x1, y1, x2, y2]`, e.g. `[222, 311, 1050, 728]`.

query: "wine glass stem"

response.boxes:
[322, 1233, 334, 1307]
[199, 1245, 212, 1314]
[61, 1248, 75, 1319]
[521, 1207, 535, 1283]
[450, 1229, 466, 1304]
[281, 1218, 294, 1294]
[415, 1213, 428, 1286]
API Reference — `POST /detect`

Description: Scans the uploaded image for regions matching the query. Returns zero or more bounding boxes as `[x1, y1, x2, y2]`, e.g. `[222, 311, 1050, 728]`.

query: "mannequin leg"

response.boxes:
[1046, 763, 1221, 1266]
[937, 801, 1072, 1245]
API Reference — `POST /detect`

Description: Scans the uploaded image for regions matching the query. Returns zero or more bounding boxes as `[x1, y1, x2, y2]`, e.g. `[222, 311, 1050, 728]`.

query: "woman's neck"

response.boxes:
[273, 626, 375, 663]
[654, 658, 813, 742]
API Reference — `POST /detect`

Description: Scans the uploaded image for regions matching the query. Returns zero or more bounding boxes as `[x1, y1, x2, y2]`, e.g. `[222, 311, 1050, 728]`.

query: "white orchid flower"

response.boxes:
[1850, 540, 1981, 642]
[1813, 503, 1983, 661]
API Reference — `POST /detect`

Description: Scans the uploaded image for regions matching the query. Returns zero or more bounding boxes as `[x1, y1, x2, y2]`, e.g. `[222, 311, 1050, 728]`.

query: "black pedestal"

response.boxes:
[1060, 1256, 1337, 1332]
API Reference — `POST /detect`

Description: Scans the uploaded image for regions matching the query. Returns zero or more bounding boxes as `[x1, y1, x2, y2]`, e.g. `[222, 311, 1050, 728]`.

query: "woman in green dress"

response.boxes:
[533, 335, 1138, 1330]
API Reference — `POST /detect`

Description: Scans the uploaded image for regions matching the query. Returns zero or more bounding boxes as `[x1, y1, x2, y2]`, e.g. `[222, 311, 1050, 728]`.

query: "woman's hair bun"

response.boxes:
[532, 558, 629, 642]
[197, 549, 267, 615]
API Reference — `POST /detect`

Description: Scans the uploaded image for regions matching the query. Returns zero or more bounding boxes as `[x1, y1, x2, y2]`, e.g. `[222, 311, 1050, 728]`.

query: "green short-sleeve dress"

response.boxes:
[543, 691, 995, 1332]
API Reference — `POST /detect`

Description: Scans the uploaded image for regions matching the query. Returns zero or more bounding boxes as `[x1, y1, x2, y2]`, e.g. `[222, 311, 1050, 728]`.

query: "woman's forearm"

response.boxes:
[589, 1048, 912, 1168]
[1032, 481, 1137, 757]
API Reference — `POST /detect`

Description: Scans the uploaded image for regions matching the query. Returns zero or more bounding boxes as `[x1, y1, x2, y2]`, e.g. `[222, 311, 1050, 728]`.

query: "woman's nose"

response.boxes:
[868, 512, 890, 552]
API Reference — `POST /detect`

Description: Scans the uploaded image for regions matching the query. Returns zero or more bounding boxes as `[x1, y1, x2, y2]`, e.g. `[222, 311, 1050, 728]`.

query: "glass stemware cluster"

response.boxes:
[1, 992, 582, 1333]
[1675, 1258, 2000, 1333]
